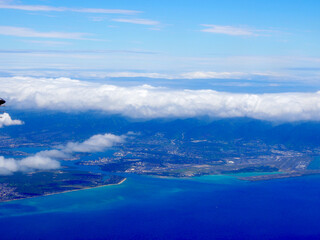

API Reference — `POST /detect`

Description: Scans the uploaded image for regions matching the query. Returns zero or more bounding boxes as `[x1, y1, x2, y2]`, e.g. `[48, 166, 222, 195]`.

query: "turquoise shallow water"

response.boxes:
[0, 174, 237, 217]
[308, 156, 320, 170]
[0, 174, 320, 239]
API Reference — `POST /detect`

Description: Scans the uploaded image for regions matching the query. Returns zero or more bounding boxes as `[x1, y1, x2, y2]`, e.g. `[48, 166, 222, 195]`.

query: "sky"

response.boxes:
[0, 0, 320, 122]
[0, 0, 319, 84]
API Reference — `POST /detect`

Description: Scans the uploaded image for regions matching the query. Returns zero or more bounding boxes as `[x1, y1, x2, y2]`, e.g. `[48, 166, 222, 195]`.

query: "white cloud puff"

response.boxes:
[0, 132, 125, 175]
[19, 155, 60, 171]
[1, 76, 320, 121]
[63, 133, 124, 153]
[0, 156, 19, 175]
[0, 113, 23, 128]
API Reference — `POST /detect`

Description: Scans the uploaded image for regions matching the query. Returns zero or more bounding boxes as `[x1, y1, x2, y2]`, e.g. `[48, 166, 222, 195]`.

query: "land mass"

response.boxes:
[238, 170, 320, 181]
[0, 170, 126, 202]
[3, 113, 320, 202]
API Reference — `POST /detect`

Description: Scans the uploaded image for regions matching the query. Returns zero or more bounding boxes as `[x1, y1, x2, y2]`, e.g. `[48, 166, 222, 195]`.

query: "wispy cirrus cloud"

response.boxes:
[112, 18, 160, 26]
[0, 3, 140, 14]
[0, 49, 157, 55]
[74, 8, 139, 15]
[201, 24, 264, 36]
[0, 26, 89, 39]
[23, 40, 72, 46]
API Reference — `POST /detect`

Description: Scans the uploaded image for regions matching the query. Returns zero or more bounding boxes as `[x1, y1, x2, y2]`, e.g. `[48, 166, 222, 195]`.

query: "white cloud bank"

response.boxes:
[1, 76, 320, 121]
[0, 113, 23, 128]
[0, 133, 125, 175]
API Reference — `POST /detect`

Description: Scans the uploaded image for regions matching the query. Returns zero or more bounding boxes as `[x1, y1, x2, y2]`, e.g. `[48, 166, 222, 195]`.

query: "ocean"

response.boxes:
[0, 174, 319, 239]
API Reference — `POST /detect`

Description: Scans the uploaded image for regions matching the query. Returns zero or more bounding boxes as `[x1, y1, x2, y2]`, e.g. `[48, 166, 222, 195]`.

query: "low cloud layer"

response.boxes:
[0, 113, 23, 128]
[1, 76, 320, 121]
[0, 133, 125, 175]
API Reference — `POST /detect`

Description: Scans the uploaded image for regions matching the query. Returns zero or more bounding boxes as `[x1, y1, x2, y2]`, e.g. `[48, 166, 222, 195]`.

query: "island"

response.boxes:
[2, 114, 320, 202]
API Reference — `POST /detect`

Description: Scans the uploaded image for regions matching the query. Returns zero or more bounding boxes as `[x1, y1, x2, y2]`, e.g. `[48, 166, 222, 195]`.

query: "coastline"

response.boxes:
[0, 178, 127, 204]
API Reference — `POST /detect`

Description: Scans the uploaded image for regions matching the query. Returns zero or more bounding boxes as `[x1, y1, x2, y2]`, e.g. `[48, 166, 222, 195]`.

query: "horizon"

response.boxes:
[0, 0, 319, 92]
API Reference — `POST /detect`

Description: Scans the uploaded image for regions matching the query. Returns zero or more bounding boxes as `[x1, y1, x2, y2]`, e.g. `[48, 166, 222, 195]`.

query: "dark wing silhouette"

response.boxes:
[0, 98, 5, 106]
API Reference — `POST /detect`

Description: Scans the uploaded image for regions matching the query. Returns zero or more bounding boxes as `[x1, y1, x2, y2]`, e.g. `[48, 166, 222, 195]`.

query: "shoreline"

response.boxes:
[0, 178, 127, 204]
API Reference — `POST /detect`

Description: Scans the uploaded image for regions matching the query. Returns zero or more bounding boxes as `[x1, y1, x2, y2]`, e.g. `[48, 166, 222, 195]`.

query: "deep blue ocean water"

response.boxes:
[0, 174, 319, 240]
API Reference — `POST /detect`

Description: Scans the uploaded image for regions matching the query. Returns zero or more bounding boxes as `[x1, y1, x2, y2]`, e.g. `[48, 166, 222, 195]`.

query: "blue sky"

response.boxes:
[0, 0, 319, 87]
[1, 1, 320, 122]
